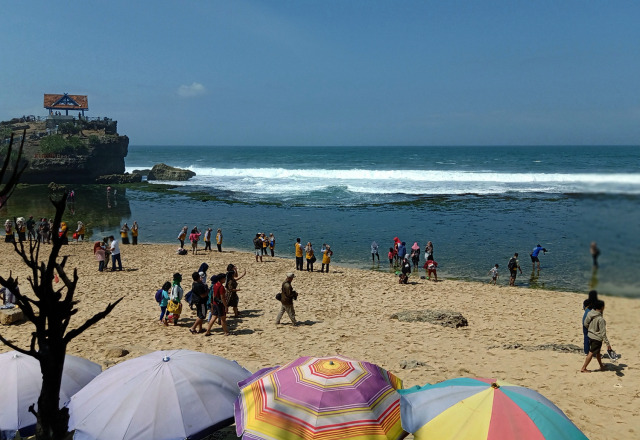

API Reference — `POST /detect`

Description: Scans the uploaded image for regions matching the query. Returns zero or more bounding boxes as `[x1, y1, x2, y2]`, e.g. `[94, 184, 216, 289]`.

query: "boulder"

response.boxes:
[0, 307, 24, 325]
[147, 163, 195, 181]
[390, 309, 468, 328]
[95, 173, 142, 184]
[132, 168, 152, 176]
[104, 347, 129, 358]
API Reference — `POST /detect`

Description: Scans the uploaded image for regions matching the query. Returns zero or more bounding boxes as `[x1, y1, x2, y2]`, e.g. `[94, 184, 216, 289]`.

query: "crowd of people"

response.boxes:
[154, 260, 264, 335]
[375, 238, 437, 283]
[4, 216, 93, 245]
[294, 238, 332, 273]
[177, 226, 223, 255]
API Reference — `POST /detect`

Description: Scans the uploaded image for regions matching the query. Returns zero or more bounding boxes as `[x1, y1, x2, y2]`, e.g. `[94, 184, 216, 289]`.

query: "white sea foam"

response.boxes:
[126, 167, 640, 195]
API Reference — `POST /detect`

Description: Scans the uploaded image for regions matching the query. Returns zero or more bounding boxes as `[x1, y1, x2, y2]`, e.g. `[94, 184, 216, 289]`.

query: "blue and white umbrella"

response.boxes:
[0, 351, 101, 440]
[68, 349, 252, 440]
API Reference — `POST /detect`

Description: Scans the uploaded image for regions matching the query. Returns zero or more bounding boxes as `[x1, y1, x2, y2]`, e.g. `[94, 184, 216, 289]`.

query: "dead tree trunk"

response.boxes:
[0, 129, 122, 440]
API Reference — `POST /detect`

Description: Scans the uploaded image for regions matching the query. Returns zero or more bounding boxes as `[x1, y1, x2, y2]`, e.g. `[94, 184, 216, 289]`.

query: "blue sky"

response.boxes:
[2, 1, 639, 146]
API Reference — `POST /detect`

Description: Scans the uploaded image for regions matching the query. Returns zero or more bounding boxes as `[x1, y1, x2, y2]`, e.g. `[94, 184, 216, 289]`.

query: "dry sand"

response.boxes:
[1, 242, 638, 439]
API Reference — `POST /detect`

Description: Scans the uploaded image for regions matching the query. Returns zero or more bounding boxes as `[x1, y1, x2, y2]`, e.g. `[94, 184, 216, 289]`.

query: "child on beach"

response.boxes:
[388, 248, 394, 267]
[94, 241, 105, 272]
[158, 281, 171, 326]
[581, 300, 613, 372]
[488, 264, 499, 285]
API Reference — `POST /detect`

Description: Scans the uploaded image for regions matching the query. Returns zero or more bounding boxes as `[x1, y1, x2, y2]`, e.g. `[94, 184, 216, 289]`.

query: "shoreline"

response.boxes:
[1, 242, 638, 439]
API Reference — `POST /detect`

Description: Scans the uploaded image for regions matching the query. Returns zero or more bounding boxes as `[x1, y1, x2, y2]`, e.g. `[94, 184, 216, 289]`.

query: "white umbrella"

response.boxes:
[68, 349, 252, 440]
[0, 351, 101, 440]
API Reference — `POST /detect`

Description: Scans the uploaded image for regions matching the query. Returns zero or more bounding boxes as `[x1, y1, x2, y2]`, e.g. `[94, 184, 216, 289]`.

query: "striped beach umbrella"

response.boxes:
[398, 377, 588, 440]
[234, 355, 407, 440]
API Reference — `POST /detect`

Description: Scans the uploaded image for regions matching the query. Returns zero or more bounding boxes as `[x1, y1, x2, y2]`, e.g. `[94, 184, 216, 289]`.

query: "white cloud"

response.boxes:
[177, 82, 206, 98]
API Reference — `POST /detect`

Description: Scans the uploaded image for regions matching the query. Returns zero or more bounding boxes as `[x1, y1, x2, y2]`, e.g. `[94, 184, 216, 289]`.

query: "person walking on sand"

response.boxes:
[94, 241, 106, 272]
[177, 226, 187, 249]
[590, 242, 600, 268]
[204, 273, 230, 336]
[189, 227, 201, 255]
[253, 233, 263, 262]
[530, 244, 547, 271]
[203, 228, 212, 251]
[131, 221, 139, 245]
[508, 253, 522, 286]
[581, 300, 613, 372]
[321, 245, 333, 273]
[276, 272, 298, 326]
[169, 273, 184, 326]
[582, 290, 599, 355]
[488, 264, 499, 285]
[189, 271, 209, 334]
[226, 263, 246, 318]
[109, 235, 122, 271]
[158, 281, 171, 326]
[371, 241, 380, 262]
[295, 238, 304, 270]
[216, 228, 223, 252]
[120, 223, 130, 244]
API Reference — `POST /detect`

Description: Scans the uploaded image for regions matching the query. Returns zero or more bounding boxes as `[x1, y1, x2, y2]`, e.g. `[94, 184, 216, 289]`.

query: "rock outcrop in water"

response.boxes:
[146, 163, 195, 181]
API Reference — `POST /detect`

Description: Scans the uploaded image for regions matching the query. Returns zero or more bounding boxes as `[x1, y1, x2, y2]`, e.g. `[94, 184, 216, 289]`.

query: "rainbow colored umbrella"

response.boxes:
[398, 377, 587, 440]
[234, 355, 407, 440]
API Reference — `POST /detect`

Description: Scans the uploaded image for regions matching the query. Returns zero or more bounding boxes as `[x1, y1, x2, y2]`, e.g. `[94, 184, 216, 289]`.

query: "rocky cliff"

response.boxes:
[1, 118, 129, 184]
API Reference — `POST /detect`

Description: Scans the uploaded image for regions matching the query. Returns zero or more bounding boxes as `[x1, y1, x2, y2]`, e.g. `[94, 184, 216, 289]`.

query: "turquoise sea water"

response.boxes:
[4, 145, 640, 297]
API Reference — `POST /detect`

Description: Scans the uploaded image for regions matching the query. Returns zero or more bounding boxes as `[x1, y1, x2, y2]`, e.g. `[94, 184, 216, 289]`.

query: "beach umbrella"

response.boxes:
[0, 351, 101, 439]
[398, 377, 588, 440]
[234, 354, 407, 440]
[68, 349, 251, 440]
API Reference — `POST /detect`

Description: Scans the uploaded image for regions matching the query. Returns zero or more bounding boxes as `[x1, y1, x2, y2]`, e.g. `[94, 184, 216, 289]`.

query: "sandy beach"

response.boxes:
[1, 242, 638, 439]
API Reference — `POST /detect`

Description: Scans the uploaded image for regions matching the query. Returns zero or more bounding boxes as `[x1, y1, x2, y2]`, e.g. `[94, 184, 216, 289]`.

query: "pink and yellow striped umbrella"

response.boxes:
[398, 377, 588, 439]
[234, 355, 408, 440]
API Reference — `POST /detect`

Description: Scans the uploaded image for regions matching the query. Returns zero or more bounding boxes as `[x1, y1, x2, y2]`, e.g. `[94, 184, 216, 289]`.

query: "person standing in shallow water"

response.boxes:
[371, 241, 380, 262]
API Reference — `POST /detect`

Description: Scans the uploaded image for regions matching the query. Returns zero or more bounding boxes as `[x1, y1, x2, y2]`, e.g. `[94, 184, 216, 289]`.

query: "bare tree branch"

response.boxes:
[0, 332, 39, 358]
[63, 297, 124, 343]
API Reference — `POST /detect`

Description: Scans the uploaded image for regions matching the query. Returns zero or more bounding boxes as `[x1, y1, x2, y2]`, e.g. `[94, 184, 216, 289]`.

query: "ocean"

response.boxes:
[4, 145, 640, 297]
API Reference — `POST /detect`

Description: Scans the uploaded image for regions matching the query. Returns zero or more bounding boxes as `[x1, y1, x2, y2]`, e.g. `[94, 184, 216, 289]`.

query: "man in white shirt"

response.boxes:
[109, 235, 122, 271]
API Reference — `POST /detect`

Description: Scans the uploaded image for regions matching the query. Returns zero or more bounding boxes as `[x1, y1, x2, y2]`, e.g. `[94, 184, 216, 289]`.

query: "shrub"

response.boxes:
[40, 135, 89, 155]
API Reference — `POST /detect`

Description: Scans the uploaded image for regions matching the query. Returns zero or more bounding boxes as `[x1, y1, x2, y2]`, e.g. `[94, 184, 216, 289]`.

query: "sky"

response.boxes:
[2, 1, 639, 146]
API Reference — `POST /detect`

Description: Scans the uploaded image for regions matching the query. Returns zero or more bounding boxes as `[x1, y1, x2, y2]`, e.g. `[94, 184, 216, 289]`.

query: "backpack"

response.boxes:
[508, 258, 517, 271]
[154, 288, 163, 303]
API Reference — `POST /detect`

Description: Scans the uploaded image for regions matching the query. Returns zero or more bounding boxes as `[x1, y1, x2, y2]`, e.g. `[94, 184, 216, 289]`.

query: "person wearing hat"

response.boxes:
[253, 233, 263, 262]
[276, 272, 298, 326]
[410, 242, 420, 270]
[321, 244, 333, 274]
[203, 227, 212, 251]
